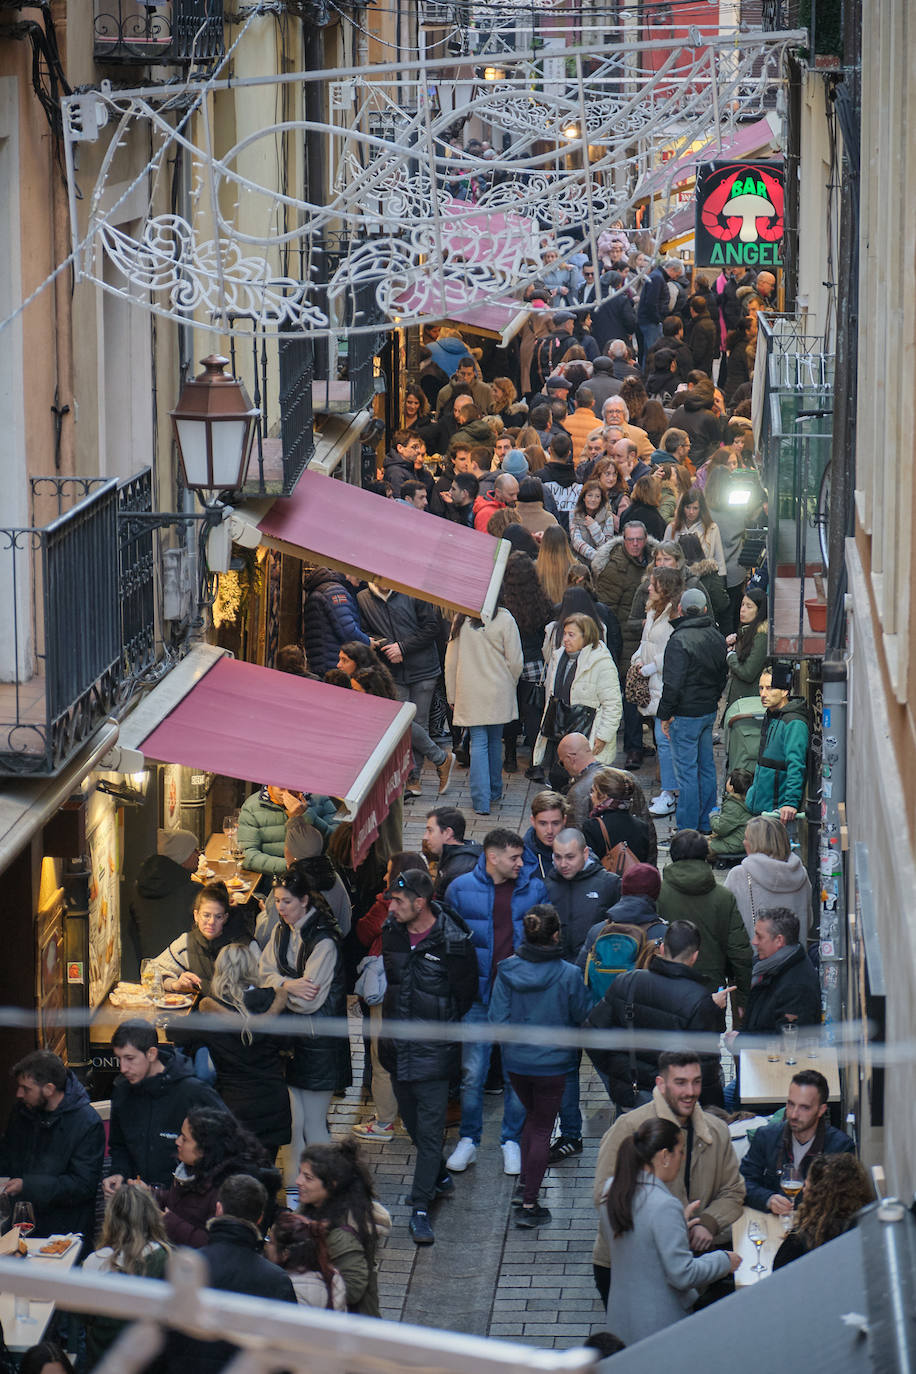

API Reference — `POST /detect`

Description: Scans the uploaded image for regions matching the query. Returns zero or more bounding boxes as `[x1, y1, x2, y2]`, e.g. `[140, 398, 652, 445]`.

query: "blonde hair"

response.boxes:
[591, 767, 635, 803]
[563, 612, 602, 648]
[536, 527, 577, 604]
[743, 815, 791, 861]
[99, 1183, 169, 1275]
[211, 941, 260, 1043]
[487, 507, 522, 539]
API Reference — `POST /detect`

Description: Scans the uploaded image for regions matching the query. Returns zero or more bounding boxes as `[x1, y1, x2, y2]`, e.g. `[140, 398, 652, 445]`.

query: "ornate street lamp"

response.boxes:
[170, 355, 260, 494]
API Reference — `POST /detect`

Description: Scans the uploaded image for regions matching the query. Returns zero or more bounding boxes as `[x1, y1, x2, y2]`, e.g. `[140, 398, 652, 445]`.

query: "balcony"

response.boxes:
[0, 474, 158, 777]
[94, 0, 224, 67]
[757, 314, 834, 657]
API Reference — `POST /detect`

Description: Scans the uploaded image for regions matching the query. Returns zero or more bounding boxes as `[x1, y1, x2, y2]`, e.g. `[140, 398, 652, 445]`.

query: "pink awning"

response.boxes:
[135, 656, 414, 865]
[253, 470, 509, 619]
[637, 118, 780, 201]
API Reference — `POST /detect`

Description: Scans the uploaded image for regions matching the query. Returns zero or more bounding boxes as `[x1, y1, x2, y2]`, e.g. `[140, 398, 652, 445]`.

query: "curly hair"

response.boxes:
[791, 1154, 873, 1250]
[499, 551, 554, 635]
[183, 1108, 269, 1192]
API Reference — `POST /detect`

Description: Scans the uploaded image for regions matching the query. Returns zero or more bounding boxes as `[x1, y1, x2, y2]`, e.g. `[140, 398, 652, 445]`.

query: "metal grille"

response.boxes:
[94, 0, 224, 66]
[118, 469, 157, 680]
[278, 333, 316, 494]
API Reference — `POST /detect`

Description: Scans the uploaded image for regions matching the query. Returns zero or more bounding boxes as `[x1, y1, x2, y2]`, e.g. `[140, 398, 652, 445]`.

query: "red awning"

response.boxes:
[133, 655, 414, 865]
[250, 470, 509, 619]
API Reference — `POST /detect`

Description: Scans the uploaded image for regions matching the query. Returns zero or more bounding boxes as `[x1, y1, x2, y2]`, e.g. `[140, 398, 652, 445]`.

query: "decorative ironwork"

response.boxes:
[278, 334, 316, 494]
[118, 468, 157, 680]
[94, 0, 224, 67]
[64, 25, 804, 339]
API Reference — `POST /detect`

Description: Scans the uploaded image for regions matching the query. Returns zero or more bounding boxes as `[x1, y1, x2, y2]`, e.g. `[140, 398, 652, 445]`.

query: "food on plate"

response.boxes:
[226, 877, 245, 889]
[40, 1237, 73, 1255]
[156, 994, 193, 1008]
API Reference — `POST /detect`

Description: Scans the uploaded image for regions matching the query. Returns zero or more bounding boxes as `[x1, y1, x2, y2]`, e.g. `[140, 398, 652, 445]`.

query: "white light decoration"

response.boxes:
[61, 24, 804, 342]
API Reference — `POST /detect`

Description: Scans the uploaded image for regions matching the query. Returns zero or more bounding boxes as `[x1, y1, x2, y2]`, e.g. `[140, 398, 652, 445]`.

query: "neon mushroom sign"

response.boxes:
[694, 161, 785, 268]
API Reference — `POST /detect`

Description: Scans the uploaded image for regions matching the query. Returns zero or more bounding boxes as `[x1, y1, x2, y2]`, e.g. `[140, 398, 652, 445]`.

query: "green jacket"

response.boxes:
[593, 538, 656, 661]
[237, 790, 338, 876]
[708, 793, 752, 856]
[655, 858, 752, 1005]
[746, 698, 809, 815]
[724, 624, 768, 710]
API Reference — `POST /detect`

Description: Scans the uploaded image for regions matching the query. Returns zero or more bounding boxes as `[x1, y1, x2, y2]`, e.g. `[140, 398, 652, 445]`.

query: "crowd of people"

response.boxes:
[0, 252, 867, 1366]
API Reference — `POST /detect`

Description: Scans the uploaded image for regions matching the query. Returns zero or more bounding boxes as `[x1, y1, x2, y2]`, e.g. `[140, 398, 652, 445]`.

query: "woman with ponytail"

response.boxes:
[267, 1212, 347, 1309]
[296, 1140, 391, 1316]
[488, 904, 592, 1228]
[602, 1117, 740, 1344]
[259, 868, 352, 1181]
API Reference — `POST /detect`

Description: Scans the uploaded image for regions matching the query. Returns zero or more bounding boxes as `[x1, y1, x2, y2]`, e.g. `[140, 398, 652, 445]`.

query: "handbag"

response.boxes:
[544, 697, 596, 741]
[738, 527, 767, 570]
[624, 662, 651, 709]
[354, 954, 386, 1006]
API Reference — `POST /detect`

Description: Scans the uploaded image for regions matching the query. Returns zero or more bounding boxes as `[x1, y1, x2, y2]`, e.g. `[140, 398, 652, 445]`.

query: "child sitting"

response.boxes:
[708, 768, 754, 857]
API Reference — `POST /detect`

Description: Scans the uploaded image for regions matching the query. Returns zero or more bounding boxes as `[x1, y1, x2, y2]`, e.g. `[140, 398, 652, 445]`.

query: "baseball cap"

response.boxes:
[546, 374, 572, 392]
[386, 869, 434, 901]
[679, 588, 708, 615]
[552, 311, 575, 324]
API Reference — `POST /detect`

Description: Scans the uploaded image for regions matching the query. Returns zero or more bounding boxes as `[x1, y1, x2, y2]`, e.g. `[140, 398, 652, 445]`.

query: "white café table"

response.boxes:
[732, 1206, 790, 1286]
[738, 1046, 841, 1105]
[0, 1234, 82, 1352]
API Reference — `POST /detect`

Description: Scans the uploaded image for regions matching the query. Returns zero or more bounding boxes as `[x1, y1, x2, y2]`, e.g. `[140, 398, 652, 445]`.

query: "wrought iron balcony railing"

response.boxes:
[225, 325, 315, 497]
[0, 474, 159, 777]
[94, 0, 224, 67]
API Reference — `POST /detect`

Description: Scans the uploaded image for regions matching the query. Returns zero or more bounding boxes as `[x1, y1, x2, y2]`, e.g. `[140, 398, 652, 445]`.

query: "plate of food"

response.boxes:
[193, 868, 215, 882]
[35, 1235, 79, 1259]
[226, 876, 246, 890]
[154, 993, 194, 1009]
[110, 983, 154, 1008]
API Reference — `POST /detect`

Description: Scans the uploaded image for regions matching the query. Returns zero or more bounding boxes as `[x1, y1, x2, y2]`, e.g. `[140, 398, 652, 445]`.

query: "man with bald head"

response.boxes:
[472, 471, 519, 532]
[557, 734, 603, 826]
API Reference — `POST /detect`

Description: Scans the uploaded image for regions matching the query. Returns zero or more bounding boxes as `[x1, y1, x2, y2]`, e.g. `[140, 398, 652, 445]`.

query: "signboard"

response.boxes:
[694, 160, 785, 268]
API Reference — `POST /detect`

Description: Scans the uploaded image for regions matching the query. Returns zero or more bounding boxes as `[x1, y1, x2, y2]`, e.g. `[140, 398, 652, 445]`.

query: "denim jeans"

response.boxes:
[669, 712, 718, 830]
[637, 320, 662, 366]
[654, 716, 678, 792]
[558, 1051, 583, 1138]
[468, 723, 504, 813]
[398, 677, 446, 772]
[459, 1002, 526, 1145]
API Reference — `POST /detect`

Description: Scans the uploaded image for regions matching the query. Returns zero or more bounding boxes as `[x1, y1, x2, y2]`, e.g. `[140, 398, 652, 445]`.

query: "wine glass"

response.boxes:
[12, 1201, 35, 1240]
[779, 1165, 803, 1207]
[221, 815, 235, 862]
[746, 1217, 767, 1275]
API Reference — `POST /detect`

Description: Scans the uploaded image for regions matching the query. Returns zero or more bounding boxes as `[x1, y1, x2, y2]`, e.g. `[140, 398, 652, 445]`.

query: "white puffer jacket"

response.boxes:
[533, 641, 622, 765]
[631, 603, 675, 717]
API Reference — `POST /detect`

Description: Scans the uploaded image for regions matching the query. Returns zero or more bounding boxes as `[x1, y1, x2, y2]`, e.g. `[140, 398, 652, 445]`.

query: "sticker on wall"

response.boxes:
[67, 962, 84, 985]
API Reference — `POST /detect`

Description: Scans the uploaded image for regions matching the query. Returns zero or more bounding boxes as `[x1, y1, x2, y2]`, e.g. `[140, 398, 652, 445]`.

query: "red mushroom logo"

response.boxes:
[700, 164, 784, 244]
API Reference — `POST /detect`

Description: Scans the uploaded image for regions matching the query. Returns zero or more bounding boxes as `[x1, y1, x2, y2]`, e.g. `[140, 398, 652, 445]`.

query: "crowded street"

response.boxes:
[0, 0, 914, 1371]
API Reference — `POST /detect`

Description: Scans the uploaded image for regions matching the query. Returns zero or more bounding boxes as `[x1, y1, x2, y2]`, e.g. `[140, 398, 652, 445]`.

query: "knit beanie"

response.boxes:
[157, 828, 199, 863]
[621, 863, 662, 900]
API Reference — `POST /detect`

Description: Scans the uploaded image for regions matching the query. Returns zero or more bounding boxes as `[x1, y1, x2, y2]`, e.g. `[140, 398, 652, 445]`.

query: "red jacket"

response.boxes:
[356, 893, 389, 956]
[472, 494, 506, 533]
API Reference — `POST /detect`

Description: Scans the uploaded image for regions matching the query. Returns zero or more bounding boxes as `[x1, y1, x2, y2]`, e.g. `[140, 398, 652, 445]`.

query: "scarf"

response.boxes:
[590, 795, 631, 817]
[554, 650, 580, 705]
[750, 941, 800, 989]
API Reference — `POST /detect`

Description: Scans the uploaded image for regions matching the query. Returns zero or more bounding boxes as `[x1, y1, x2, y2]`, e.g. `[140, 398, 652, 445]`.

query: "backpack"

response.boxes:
[533, 332, 566, 391]
[584, 921, 654, 1002]
[595, 817, 641, 880]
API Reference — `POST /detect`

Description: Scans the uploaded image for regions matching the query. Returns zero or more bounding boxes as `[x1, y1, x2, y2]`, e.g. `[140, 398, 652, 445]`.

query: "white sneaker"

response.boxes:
[501, 1140, 522, 1175]
[446, 1137, 478, 1172]
[648, 790, 677, 816]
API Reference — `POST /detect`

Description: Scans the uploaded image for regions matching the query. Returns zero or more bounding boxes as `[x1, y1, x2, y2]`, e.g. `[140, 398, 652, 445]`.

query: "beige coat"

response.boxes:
[533, 640, 622, 766]
[592, 1086, 745, 1266]
[517, 500, 559, 536]
[663, 518, 727, 576]
[444, 609, 523, 726]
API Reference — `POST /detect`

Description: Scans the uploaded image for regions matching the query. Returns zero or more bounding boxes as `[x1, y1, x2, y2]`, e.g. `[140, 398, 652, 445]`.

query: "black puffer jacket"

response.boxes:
[356, 587, 441, 685]
[667, 392, 722, 465]
[585, 956, 723, 1108]
[0, 1071, 105, 1239]
[303, 569, 370, 677]
[433, 841, 483, 899]
[129, 855, 197, 973]
[545, 858, 621, 961]
[271, 908, 352, 1093]
[108, 1047, 223, 1186]
[744, 945, 822, 1033]
[379, 903, 478, 1081]
[657, 613, 727, 720]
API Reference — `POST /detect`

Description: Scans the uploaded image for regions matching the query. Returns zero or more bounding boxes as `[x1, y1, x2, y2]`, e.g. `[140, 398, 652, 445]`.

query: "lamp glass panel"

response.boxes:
[175, 418, 210, 487]
[210, 419, 248, 487]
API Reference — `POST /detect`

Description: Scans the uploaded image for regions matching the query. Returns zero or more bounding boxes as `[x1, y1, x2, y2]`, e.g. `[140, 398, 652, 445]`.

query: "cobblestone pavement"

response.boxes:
[321, 740, 690, 1346]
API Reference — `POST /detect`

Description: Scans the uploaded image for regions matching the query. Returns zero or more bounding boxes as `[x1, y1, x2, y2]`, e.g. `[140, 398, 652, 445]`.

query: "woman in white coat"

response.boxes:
[533, 612, 621, 779]
[445, 606, 523, 815]
[663, 485, 726, 578]
[631, 566, 683, 819]
[724, 815, 813, 944]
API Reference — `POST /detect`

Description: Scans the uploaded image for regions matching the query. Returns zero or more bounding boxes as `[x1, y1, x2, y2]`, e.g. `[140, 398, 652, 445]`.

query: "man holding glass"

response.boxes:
[0, 1051, 104, 1241]
[739, 1070, 855, 1214]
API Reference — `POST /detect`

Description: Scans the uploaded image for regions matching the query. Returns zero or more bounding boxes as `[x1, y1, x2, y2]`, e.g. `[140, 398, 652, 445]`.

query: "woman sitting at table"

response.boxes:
[153, 1106, 280, 1249]
[772, 1154, 872, 1270]
[151, 882, 257, 999]
[82, 1183, 170, 1366]
[602, 1118, 740, 1346]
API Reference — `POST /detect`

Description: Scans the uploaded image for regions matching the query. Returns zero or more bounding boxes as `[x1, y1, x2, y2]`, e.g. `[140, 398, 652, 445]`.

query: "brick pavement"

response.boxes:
[323, 741, 693, 1345]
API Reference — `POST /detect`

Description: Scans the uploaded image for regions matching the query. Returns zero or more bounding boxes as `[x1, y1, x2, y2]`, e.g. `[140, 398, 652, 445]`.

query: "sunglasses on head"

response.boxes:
[389, 873, 423, 897]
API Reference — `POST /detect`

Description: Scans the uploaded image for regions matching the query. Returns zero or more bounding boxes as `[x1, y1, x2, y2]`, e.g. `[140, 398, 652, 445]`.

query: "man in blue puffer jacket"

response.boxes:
[303, 567, 370, 676]
[443, 830, 548, 1177]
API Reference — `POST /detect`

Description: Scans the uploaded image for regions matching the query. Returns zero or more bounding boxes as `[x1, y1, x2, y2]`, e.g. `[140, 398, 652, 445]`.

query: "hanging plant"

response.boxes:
[212, 548, 263, 627]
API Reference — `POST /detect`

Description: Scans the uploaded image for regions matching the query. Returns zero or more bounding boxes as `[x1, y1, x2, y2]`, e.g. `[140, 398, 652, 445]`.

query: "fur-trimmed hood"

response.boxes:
[591, 532, 660, 577]
[688, 557, 721, 580]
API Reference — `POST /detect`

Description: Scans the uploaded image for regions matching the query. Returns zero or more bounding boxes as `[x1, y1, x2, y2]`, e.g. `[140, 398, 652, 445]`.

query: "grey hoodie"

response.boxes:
[724, 851, 813, 944]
